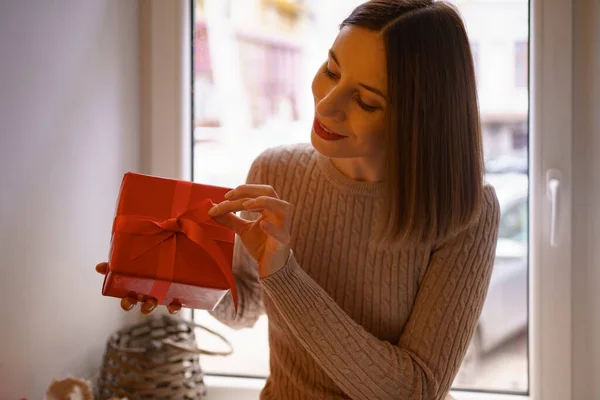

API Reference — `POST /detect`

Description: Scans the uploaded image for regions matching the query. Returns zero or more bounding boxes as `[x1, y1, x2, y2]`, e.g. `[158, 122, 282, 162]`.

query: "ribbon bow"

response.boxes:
[113, 197, 238, 312]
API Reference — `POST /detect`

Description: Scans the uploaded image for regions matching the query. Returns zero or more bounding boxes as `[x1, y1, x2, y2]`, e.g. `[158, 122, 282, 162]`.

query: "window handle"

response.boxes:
[546, 168, 561, 247]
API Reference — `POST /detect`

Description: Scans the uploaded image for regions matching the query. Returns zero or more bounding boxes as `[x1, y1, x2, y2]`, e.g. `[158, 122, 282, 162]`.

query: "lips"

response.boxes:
[313, 118, 346, 141]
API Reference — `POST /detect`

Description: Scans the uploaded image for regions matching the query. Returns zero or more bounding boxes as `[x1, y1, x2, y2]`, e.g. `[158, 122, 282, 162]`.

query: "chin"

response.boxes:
[310, 129, 345, 158]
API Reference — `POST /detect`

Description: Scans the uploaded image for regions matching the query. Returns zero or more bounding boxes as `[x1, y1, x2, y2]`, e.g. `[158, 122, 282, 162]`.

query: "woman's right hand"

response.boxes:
[95, 262, 181, 315]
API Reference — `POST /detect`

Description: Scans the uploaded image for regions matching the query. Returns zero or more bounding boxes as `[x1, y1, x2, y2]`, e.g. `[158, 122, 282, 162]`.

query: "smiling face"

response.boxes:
[310, 25, 389, 161]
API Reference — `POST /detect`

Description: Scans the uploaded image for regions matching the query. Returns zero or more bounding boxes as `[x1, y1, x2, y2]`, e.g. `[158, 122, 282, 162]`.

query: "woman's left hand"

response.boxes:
[208, 184, 293, 279]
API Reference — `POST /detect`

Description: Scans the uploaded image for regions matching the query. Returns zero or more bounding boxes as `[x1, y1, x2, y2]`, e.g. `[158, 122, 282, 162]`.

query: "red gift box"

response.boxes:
[101, 172, 238, 311]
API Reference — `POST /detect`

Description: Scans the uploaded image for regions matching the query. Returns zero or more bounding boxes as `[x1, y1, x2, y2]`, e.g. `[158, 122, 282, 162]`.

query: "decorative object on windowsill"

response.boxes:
[43, 376, 126, 400]
[96, 314, 233, 400]
[44, 377, 94, 400]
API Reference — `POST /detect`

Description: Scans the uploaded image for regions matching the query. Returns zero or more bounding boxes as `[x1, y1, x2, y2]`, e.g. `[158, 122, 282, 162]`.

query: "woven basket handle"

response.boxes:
[163, 320, 233, 356]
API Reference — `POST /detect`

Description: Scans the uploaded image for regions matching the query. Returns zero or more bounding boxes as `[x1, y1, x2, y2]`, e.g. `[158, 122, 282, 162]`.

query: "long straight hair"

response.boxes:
[341, 0, 485, 245]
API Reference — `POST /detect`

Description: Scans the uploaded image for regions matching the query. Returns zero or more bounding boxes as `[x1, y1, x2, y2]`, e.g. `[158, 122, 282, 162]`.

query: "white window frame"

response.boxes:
[139, 0, 573, 399]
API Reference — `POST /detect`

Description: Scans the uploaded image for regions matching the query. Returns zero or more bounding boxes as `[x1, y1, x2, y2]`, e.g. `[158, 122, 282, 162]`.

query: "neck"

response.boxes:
[330, 156, 385, 183]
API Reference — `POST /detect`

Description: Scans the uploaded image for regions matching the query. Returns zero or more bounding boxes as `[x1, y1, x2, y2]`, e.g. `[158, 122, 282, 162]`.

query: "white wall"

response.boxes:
[0, 0, 140, 398]
[572, 0, 600, 398]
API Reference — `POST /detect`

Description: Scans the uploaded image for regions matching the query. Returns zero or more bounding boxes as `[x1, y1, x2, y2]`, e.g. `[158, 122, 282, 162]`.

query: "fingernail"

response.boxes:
[95, 263, 107, 274]
[208, 205, 218, 216]
[121, 297, 136, 311]
[141, 298, 157, 314]
[168, 303, 182, 314]
[224, 190, 234, 199]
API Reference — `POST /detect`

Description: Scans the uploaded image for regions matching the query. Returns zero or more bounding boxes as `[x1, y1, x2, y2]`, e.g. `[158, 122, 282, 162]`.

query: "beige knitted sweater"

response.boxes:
[210, 143, 500, 400]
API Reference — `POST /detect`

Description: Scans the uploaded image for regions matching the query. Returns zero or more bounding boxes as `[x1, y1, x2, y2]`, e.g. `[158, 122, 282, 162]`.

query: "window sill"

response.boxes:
[203, 375, 529, 400]
[204, 375, 264, 400]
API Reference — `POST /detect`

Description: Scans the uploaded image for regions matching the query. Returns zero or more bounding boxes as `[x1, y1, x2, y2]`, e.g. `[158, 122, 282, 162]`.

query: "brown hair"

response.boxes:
[341, 0, 484, 245]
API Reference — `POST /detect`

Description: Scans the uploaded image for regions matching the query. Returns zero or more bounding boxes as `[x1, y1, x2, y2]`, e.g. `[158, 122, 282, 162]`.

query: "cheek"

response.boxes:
[351, 117, 387, 148]
[311, 71, 323, 102]
[311, 67, 335, 105]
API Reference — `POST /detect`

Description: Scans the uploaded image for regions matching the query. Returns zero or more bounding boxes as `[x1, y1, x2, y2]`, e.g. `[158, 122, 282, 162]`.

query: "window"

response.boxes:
[498, 199, 528, 244]
[141, 0, 577, 398]
[471, 41, 480, 83]
[191, 0, 530, 392]
[515, 41, 528, 88]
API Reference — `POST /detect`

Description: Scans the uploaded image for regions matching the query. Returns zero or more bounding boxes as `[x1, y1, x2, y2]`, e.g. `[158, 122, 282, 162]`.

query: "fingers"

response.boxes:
[120, 296, 137, 311]
[208, 199, 248, 217]
[225, 184, 278, 200]
[260, 220, 291, 244]
[105, 263, 175, 315]
[214, 207, 290, 244]
[141, 298, 158, 314]
[210, 185, 288, 217]
[212, 212, 254, 235]
[243, 196, 292, 215]
[103, 265, 158, 314]
[120, 296, 158, 314]
[96, 262, 108, 275]
[243, 197, 293, 245]
[120, 296, 177, 314]
[167, 302, 182, 314]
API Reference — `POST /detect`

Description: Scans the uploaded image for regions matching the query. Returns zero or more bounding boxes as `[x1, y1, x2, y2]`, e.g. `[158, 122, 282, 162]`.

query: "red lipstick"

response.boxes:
[313, 118, 346, 141]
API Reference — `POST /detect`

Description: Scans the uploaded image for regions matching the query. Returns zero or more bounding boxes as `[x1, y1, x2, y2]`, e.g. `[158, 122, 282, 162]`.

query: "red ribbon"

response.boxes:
[113, 183, 237, 311]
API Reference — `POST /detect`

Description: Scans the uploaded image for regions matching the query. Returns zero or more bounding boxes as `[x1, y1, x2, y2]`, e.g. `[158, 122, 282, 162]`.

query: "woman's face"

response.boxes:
[311, 25, 389, 160]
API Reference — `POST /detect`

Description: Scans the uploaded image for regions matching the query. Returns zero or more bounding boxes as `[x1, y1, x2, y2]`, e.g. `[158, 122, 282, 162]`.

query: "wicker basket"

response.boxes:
[96, 314, 233, 400]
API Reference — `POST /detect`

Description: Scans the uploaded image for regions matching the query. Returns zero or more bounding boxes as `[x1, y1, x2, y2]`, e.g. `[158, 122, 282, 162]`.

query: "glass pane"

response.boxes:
[192, 0, 529, 393]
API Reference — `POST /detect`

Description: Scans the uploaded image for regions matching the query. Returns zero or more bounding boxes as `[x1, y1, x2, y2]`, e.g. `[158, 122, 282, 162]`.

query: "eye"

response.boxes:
[322, 63, 381, 113]
[322, 64, 338, 79]
[355, 95, 378, 113]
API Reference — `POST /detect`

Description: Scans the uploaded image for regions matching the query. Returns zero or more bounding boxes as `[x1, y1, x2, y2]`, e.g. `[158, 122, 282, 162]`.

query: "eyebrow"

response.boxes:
[328, 49, 388, 101]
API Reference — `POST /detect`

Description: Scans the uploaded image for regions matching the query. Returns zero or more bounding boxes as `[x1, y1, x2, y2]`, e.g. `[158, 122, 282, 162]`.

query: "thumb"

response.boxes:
[95, 262, 108, 275]
[212, 212, 253, 235]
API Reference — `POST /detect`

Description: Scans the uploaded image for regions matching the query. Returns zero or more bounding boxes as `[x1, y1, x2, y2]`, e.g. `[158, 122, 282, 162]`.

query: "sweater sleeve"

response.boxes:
[209, 158, 265, 329]
[259, 186, 500, 400]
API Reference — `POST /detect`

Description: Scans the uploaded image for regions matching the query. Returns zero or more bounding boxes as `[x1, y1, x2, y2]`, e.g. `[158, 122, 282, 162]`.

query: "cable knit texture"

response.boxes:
[210, 143, 500, 400]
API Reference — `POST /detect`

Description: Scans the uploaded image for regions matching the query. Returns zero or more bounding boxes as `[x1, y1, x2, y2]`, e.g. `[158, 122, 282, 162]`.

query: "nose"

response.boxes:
[315, 87, 346, 122]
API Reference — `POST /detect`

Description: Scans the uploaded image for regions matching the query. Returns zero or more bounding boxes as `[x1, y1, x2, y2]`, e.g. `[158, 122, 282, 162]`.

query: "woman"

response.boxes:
[97, 1, 500, 398]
